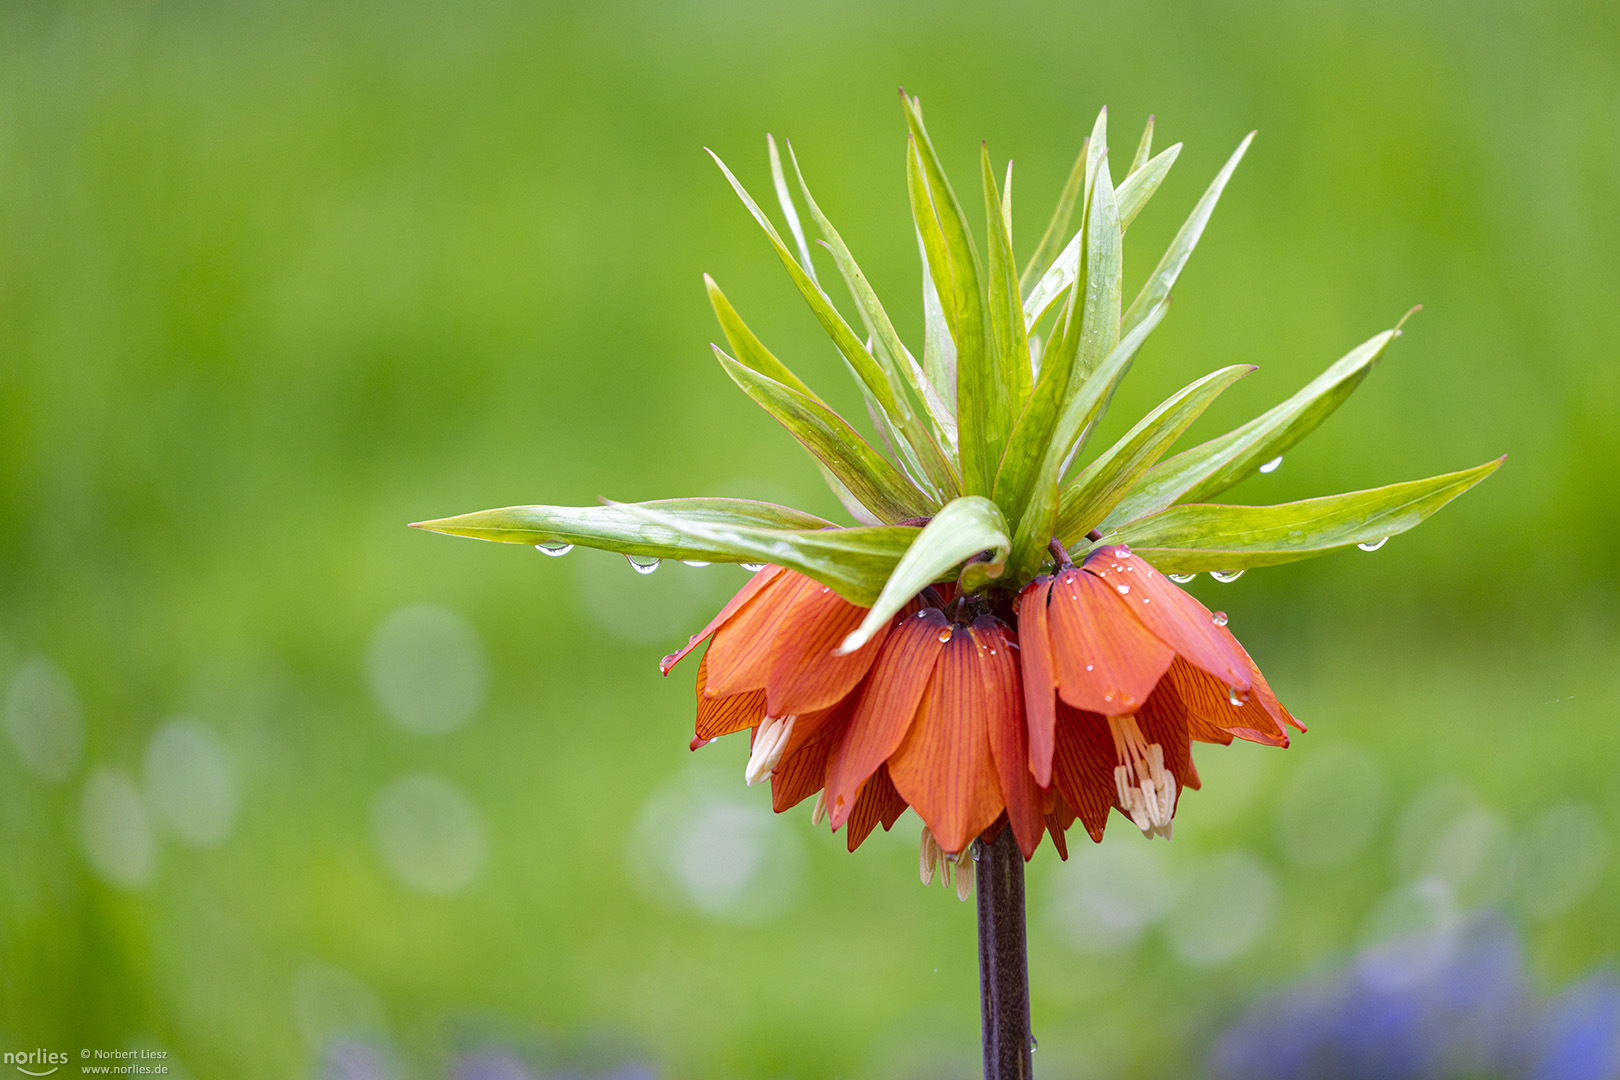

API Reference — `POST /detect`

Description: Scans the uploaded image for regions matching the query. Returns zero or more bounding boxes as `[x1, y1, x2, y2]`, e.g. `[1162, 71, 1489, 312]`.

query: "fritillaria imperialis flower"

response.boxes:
[415, 97, 1499, 890]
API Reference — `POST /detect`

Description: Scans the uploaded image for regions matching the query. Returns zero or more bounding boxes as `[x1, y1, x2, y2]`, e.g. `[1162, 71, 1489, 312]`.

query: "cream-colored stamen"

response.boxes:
[1108, 714, 1177, 839]
[744, 714, 796, 786]
[954, 847, 975, 902]
[919, 825, 942, 886]
[810, 790, 827, 826]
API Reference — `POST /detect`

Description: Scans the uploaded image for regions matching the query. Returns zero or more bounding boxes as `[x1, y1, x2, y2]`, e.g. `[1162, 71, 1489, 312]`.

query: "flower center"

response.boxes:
[1108, 714, 1177, 839]
[744, 714, 796, 786]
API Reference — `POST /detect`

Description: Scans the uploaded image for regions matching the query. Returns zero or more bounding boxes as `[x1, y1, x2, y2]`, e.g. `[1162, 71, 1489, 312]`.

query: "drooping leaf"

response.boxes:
[837, 496, 1010, 654]
[618, 503, 925, 605]
[704, 275, 820, 400]
[1100, 326, 1401, 530]
[410, 498, 834, 560]
[1056, 364, 1256, 543]
[766, 134, 818, 287]
[1095, 457, 1505, 571]
[1114, 143, 1181, 232]
[1002, 303, 1169, 581]
[902, 94, 999, 497]
[1018, 139, 1086, 291]
[713, 346, 936, 523]
[1122, 131, 1254, 336]
[982, 145, 1033, 409]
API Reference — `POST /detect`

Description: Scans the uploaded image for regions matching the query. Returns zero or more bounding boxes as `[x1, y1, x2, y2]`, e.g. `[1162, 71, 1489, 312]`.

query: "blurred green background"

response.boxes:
[1, 1, 1617, 1077]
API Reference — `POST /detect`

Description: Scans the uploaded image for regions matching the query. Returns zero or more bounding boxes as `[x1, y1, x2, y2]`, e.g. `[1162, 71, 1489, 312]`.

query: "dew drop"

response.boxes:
[1116, 584, 1130, 595]
[741, 562, 766, 572]
[1168, 572, 1197, 584]
[1212, 611, 1229, 627]
[535, 542, 573, 557]
[1116, 546, 1132, 558]
[681, 560, 711, 567]
[1228, 686, 1249, 707]
[1210, 569, 1246, 583]
[1030, 1036, 1038, 1053]
[625, 555, 661, 575]
[937, 628, 953, 644]
[1259, 455, 1283, 474]
[1358, 536, 1390, 552]
[1085, 664, 1094, 672]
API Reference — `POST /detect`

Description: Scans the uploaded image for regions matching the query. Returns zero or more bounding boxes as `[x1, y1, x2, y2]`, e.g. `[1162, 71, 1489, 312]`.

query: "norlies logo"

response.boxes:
[3, 1050, 68, 1077]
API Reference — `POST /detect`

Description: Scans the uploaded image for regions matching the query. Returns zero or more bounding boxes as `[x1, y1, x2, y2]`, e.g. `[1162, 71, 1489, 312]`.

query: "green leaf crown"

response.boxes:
[414, 96, 1501, 616]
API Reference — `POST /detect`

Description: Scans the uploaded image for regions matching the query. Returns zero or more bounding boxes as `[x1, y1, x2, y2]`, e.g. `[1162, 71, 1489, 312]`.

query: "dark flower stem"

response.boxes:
[977, 825, 1034, 1079]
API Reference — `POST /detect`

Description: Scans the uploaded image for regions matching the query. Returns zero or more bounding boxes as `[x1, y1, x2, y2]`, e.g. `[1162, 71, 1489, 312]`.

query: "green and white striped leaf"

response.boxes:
[1020, 109, 1109, 332]
[837, 496, 1009, 654]
[1095, 457, 1504, 571]
[1115, 142, 1180, 232]
[766, 134, 818, 287]
[1127, 115, 1155, 174]
[617, 503, 924, 605]
[1056, 364, 1256, 544]
[713, 346, 936, 523]
[410, 498, 834, 561]
[1100, 326, 1401, 530]
[1122, 131, 1254, 336]
[704, 275, 821, 401]
[982, 145, 1033, 409]
[1074, 148, 1122, 385]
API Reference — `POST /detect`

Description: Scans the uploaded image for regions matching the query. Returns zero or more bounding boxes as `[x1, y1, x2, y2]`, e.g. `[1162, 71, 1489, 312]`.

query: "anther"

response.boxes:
[1107, 714, 1177, 839]
[744, 715, 796, 786]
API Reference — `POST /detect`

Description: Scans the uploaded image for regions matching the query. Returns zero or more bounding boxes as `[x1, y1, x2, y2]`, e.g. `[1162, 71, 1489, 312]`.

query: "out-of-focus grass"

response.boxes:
[0, 2, 1616, 1077]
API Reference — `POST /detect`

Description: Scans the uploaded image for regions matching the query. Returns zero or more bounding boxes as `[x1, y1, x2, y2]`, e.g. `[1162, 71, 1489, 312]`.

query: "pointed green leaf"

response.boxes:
[1122, 131, 1254, 336]
[1020, 109, 1108, 333]
[1019, 139, 1086, 291]
[1128, 115, 1155, 174]
[817, 462, 884, 525]
[1056, 364, 1256, 544]
[1074, 151, 1122, 384]
[1114, 143, 1181, 232]
[618, 503, 923, 605]
[704, 275, 820, 401]
[766, 134, 818, 287]
[1002, 302, 1169, 580]
[982, 145, 1033, 409]
[1096, 457, 1505, 571]
[916, 229, 958, 430]
[902, 95, 999, 496]
[713, 346, 935, 523]
[1100, 327, 1401, 530]
[410, 498, 834, 560]
[837, 496, 1010, 654]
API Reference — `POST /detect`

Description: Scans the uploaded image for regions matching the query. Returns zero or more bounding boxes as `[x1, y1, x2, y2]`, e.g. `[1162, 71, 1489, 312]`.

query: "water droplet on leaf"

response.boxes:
[625, 555, 661, 575]
[1168, 572, 1197, 584]
[741, 562, 766, 572]
[681, 560, 711, 567]
[1259, 456, 1283, 474]
[1210, 569, 1245, 583]
[1358, 537, 1389, 552]
[535, 542, 573, 557]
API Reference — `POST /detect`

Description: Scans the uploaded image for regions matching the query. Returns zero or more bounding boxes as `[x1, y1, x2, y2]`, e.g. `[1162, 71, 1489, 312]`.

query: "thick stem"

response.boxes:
[976, 825, 1034, 1080]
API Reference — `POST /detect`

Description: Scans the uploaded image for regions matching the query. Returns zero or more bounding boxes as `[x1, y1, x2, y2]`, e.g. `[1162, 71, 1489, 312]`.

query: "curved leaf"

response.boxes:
[1100, 326, 1400, 530]
[410, 498, 834, 561]
[1096, 457, 1504, 571]
[1056, 364, 1256, 543]
[1115, 142, 1181, 232]
[837, 496, 1010, 655]
[704, 275, 820, 401]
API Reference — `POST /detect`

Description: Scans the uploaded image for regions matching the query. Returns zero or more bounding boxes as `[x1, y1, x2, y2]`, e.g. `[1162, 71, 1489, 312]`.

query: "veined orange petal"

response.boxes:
[1048, 566, 1175, 715]
[824, 607, 949, 829]
[1246, 652, 1303, 732]
[1045, 792, 1077, 860]
[661, 564, 787, 674]
[1050, 703, 1119, 843]
[766, 583, 890, 715]
[972, 616, 1043, 860]
[778, 694, 856, 759]
[694, 651, 767, 740]
[1165, 656, 1289, 746]
[771, 732, 835, 813]
[705, 571, 817, 697]
[888, 626, 1006, 854]
[845, 765, 906, 852]
[1085, 547, 1251, 692]
[1136, 680, 1198, 797]
[1016, 577, 1059, 787]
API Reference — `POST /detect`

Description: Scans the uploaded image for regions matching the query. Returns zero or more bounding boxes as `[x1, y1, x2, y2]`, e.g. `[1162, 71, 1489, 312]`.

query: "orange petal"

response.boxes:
[1136, 681, 1197, 798]
[972, 616, 1043, 860]
[1247, 652, 1303, 732]
[661, 564, 787, 674]
[778, 694, 856, 759]
[770, 732, 835, 813]
[1050, 702, 1119, 843]
[1048, 566, 1175, 714]
[1085, 547, 1251, 691]
[845, 765, 906, 852]
[823, 608, 949, 829]
[887, 625, 1006, 854]
[705, 571, 817, 697]
[1165, 656, 1289, 746]
[1045, 793, 1077, 860]
[1016, 577, 1059, 787]
[766, 583, 890, 715]
[694, 651, 767, 739]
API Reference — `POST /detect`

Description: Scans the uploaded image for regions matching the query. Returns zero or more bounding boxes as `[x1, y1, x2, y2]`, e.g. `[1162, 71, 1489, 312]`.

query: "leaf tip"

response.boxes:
[1395, 304, 1423, 332]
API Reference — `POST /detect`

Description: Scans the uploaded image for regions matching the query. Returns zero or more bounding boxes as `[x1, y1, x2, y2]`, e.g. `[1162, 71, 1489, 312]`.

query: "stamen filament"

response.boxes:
[1107, 714, 1178, 839]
